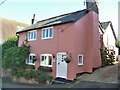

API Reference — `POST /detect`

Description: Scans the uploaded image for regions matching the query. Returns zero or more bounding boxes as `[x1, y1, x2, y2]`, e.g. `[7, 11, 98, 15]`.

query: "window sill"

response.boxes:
[40, 64, 52, 67]
[78, 64, 83, 66]
[28, 39, 36, 41]
[26, 63, 35, 65]
[41, 37, 53, 40]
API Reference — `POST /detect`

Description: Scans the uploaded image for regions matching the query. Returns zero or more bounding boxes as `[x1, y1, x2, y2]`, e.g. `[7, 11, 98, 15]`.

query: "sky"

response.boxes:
[0, 0, 119, 38]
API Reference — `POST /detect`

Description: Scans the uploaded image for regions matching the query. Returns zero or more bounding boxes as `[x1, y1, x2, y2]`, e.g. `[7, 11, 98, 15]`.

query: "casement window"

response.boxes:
[40, 54, 53, 67]
[28, 30, 37, 41]
[78, 54, 83, 65]
[42, 27, 54, 39]
[26, 53, 36, 65]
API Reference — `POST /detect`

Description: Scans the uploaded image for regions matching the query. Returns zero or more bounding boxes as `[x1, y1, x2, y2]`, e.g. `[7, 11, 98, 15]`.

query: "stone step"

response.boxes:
[52, 77, 72, 84]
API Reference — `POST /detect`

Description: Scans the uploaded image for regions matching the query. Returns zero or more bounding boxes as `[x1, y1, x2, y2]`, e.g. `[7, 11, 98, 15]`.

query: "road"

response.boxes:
[1, 80, 119, 89]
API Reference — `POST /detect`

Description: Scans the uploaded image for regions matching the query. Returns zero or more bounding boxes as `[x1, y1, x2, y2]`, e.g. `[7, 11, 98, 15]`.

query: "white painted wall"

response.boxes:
[0, 19, 2, 45]
[103, 24, 118, 59]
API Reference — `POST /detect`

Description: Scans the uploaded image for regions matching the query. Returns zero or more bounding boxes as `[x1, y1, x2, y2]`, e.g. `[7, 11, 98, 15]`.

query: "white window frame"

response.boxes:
[40, 54, 53, 67]
[28, 30, 37, 41]
[41, 27, 54, 40]
[26, 53, 36, 65]
[78, 54, 83, 65]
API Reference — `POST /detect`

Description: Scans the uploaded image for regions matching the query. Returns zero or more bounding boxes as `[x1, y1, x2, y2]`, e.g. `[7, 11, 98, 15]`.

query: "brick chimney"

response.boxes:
[31, 14, 35, 24]
[86, 0, 99, 14]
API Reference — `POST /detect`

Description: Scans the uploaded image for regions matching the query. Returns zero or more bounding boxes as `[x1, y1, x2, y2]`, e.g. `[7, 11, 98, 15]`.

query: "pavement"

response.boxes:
[77, 63, 119, 84]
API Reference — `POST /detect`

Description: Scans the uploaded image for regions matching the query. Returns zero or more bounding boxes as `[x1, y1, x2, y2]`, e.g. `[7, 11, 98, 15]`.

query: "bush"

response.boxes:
[2, 37, 18, 58]
[39, 67, 52, 72]
[2, 44, 29, 69]
[45, 75, 53, 81]
[36, 74, 46, 83]
[116, 40, 120, 47]
[100, 48, 115, 67]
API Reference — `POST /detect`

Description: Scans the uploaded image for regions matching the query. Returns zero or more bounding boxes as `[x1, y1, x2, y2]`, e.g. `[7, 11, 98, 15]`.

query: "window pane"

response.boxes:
[29, 56, 33, 63]
[49, 28, 53, 37]
[31, 32, 33, 39]
[41, 56, 44, 61]
[42, 30, 45, 38]
[79, 56, 82, 63]
[46, 29, 49, 37]
[28, 32, 30, 40]
[41, 56, 45, 65]
[34, 31, 36, 39]
[48, 56, 52, 65]
[44, 56, 47, 65]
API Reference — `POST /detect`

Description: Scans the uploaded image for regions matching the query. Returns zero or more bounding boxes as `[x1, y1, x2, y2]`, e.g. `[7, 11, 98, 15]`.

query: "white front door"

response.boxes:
[56, 52, 67, 79]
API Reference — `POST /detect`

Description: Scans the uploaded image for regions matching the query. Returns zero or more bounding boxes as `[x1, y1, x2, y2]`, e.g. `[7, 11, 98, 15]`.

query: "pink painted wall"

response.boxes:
[18, 23, 75, 79]
[18, 11, 101, 80]
[67, 11, 101, 80]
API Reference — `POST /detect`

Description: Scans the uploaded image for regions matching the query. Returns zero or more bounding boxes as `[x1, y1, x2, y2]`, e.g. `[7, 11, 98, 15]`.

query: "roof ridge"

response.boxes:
[37, 9, 87, 23]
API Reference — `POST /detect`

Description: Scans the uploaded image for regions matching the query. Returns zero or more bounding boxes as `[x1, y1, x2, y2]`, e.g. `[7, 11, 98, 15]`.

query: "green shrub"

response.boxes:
[45, 75, 53, 81]
[116, 40, 120, 47]
[39, 67, 52, 72]
[2, 44, 29, 69]
[36, 74, 46, 83]
[2, 37, 18, 58]
[100, 48, 115, 67]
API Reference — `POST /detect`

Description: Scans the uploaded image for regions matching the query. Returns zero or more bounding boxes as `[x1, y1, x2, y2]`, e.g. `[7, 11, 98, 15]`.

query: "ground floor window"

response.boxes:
[78, 54, 83, 65]
[26, 53, 36, 65]
[40, 54, 53, 67]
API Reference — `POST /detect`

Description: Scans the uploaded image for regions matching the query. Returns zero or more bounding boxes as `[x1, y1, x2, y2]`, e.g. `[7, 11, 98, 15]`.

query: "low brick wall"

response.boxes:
[12, 77, 39, 84]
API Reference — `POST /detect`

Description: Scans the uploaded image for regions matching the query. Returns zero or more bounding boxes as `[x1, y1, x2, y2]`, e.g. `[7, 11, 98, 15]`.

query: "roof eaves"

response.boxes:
[16, 20, 75, 34]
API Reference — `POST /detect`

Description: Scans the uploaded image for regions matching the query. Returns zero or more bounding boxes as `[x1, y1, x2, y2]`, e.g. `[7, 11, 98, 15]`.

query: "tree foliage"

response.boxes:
[2, 37, 18, 58]
[2, 44, 29, 69]
[116, 40, 120, 48]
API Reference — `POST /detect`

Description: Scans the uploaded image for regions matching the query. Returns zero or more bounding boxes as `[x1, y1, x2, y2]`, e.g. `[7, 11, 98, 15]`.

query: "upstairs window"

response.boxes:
[28, 30, 37, 41]
[42, 27, 54, 39]
[78, 54, 83, 65]
[40, 54, 53, 67]
[26, 53, 36, 65]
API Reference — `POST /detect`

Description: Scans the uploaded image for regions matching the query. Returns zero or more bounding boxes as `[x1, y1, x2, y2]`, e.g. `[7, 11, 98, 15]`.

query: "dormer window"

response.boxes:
[28, 30, 37, 41]
[42, 27, 54, 39]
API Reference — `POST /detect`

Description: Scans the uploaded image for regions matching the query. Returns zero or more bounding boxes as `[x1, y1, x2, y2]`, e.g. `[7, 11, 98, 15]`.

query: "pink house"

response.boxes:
[16, 1, 101, 80]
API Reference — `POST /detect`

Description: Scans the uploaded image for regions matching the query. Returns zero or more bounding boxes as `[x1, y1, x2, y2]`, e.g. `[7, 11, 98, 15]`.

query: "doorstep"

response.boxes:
[52, 77, 72, 84]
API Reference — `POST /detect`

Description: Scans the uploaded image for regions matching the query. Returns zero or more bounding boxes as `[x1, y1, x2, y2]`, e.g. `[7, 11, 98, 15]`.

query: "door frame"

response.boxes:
[56, 52, 67, 79]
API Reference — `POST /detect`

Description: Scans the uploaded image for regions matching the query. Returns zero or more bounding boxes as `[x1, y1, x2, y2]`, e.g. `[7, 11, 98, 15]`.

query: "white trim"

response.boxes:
[78, 54, 83, 65]
[26, 53, 36, 65]
[40, 54, 53, 67]
[28, 30, 37, 41]
[41, 27, 54, 40]
[27, 63, 35, 65]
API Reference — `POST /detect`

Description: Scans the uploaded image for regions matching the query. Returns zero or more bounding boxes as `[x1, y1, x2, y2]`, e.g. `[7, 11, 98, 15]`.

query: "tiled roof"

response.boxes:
[100, 21, 117, 40]
[17, 9, 89, 33]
